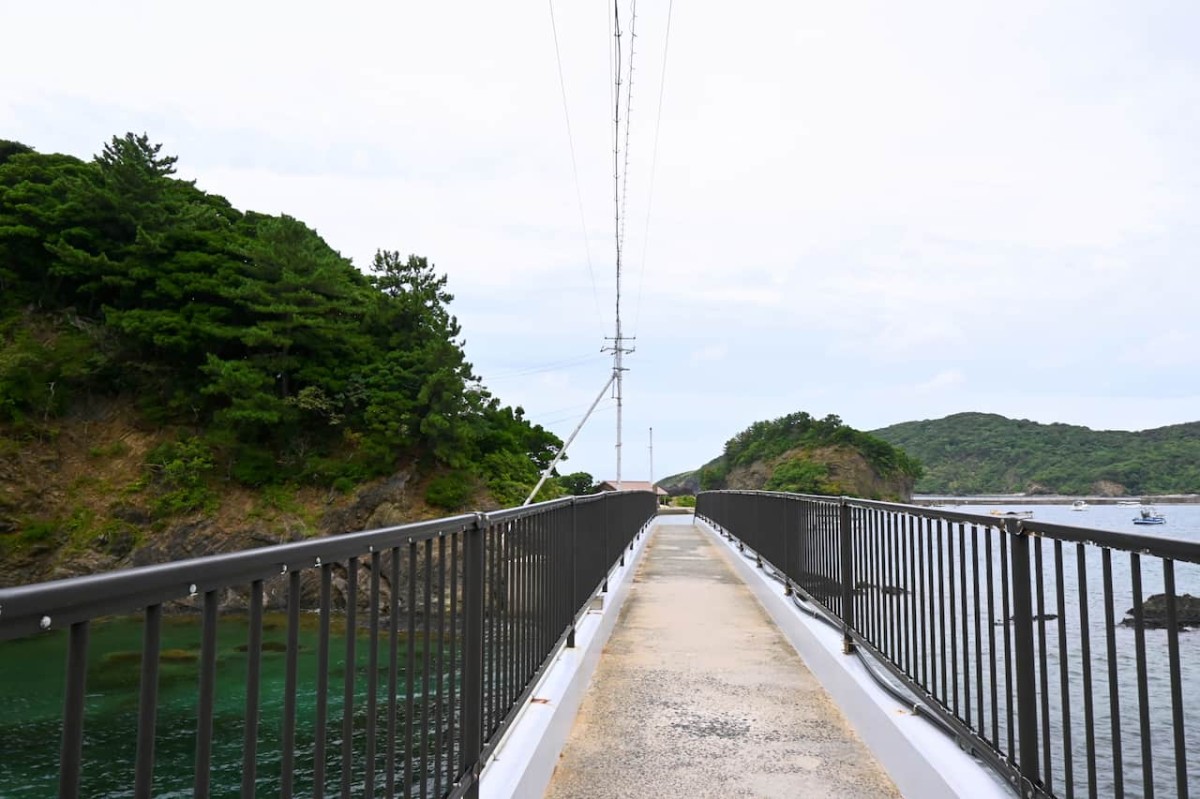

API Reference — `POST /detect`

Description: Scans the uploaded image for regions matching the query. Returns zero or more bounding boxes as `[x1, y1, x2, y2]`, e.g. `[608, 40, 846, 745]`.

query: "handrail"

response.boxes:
[697, 490, 1196, 799]
[0, 490, 659, 799]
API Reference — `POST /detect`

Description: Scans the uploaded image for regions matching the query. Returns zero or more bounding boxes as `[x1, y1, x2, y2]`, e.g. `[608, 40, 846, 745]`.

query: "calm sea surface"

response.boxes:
[0, 613, 443, 799]
[895, 501, 1200, 799]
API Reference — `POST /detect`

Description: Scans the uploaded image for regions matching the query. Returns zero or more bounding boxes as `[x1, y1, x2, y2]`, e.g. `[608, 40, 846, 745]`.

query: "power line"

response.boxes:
[618, 0, 639, 258]
[611, 0, 623, 290]
[546, 0, 606, 339]
[483, 353, 607, 383]
[631, 0, 674, 339]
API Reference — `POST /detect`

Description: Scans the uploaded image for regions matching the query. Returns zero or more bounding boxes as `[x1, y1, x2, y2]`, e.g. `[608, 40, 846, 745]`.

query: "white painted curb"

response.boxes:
[479, 517, 658, 799]
[695, 517, 1014, 799]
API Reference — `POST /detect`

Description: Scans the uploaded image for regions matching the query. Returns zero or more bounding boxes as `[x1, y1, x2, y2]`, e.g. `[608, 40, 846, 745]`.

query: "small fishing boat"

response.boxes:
[1072, 500, 1088, 511]
[1132, 507, 1167, 525]
[1116, 500, 1142, 507]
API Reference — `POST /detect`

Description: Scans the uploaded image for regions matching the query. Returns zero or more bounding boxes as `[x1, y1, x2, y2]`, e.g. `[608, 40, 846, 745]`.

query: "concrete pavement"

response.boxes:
[542, 520, 901, 798]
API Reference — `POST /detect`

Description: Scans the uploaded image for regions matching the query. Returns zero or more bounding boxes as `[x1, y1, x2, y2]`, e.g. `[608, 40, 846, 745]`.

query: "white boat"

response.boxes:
[1071, 500, 1089, 511]
[1132, 507, 1167, 525]
[1116, 500, 1142, 507]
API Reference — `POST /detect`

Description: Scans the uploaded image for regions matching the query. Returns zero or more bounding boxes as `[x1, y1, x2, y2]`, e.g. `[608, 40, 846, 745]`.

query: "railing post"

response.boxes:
[602, 498, 610, 593]
[782, 497, 793, 595]
[1007, 517, 1041, 797]
[568, 499, 577, 649]
[461, 512, 486, 798]
[839, 497, 855, 654]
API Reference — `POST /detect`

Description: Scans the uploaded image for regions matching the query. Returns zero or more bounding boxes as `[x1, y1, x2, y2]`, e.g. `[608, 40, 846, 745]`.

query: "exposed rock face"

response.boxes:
[1123, 593, 1200, 629]
[319, 472, 412, 533]
[657, 471, 700, 496]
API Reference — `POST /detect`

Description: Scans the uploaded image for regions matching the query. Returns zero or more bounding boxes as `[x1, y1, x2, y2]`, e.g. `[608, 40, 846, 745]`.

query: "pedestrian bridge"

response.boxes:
[0, 491, 1194, 798]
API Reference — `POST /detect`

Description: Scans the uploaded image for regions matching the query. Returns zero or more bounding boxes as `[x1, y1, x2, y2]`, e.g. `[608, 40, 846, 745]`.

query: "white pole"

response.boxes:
[649, 426, 654, 486]
[522, 373, 617, 505]
[615, 344, 623, 490]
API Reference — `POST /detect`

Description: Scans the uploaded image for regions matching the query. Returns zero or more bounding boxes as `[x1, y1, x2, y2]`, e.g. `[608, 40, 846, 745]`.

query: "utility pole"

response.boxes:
[649, 427, 654, 486]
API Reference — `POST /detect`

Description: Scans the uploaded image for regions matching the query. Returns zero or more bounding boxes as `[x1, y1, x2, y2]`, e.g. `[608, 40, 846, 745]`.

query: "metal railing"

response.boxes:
[697, 490, 1198, 799]
[0, 490, 657, 799]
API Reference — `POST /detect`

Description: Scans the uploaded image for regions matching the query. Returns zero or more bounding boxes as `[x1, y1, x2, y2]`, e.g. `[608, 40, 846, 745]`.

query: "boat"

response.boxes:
[1116, 500, 1142, 507]
[1132, 507, 1167, 525]
[1071, 500, 1089, 511]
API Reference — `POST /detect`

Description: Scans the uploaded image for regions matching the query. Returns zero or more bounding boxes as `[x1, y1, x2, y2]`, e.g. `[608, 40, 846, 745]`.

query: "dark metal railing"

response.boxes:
[0, 490, 657, 799]
[697, 490, 1199, 799]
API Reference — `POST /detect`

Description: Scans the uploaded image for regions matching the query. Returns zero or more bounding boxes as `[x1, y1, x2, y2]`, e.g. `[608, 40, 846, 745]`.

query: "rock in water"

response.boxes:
[1123, 593, 1200, 629]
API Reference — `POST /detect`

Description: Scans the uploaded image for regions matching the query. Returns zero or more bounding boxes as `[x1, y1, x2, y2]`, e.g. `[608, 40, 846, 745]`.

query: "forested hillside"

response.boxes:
[872, 412, 1200, 496]
[671, 411, 922, 501]
[0, 134, 565, 582]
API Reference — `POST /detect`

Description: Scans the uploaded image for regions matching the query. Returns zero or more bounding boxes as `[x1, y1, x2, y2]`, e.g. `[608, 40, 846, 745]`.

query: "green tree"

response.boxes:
[0, 132, 569, 509]
[559, 471, 595, 496]
[0, 140, 33, 166]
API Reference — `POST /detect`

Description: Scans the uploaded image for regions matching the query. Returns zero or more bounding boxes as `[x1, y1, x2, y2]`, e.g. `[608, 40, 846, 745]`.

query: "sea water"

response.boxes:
[0, 612, 448, 799]
[897, 501, 1200, 799]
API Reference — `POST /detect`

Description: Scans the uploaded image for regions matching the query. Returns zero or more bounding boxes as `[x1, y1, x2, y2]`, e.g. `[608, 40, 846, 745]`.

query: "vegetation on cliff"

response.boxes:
[676, 411, 921, 501]
[0, 134, 567, 579]
[871, 412, 1200, 496]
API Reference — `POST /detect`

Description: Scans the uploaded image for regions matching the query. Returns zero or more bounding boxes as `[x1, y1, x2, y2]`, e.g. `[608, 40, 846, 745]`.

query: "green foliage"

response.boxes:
[673, 495, 696, 508]
[480, 450, 540, 507]
[765, 458, 831, 494]
[0, 133, 564, 513]
[698, 462, 728, 491]
[0, 314, 109, 425]
[145, 437, 215, 517]
[0, 140, 33, 166]
[19, 518, 61, 545]
[873, 413, 1200, 495]
[425, 471, 475, 510]
[228, 445, 280, 487]
[559, 471, 595, 496]
[694, 410, 920, 498]
[722, 411, 921, 480]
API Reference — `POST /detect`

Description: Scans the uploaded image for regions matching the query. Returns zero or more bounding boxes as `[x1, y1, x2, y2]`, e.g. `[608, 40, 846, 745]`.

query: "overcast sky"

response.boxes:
[4, 1, 1199, 482]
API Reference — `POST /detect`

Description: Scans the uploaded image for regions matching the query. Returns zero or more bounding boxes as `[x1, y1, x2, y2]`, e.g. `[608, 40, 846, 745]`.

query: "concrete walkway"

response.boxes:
[543, 521, 901, 799]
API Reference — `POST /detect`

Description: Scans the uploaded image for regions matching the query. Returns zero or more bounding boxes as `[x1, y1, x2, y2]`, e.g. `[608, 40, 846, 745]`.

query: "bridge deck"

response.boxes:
[543, 519, 900, 798]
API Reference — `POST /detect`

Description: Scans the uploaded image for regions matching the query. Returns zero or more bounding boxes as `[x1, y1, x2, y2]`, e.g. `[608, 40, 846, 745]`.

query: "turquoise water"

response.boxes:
[0, 613, 453, 799]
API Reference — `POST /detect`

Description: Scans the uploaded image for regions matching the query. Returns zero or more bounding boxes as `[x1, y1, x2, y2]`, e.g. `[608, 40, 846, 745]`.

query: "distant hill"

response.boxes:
[664, 412, 922, 502]
[871, 412, 1200, 496]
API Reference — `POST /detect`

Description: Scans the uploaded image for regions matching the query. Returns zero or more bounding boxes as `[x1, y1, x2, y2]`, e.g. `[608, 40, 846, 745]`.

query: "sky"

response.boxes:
[3, 1, 1199, 483]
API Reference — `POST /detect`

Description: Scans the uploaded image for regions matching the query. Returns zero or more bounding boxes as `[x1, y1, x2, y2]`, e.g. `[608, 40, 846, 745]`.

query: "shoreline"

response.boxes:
[913, 494, 1200, 506]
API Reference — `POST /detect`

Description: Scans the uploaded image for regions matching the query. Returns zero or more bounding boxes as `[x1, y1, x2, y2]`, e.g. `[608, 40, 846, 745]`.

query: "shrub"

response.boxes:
[146, 437, 215, 516]
[425, 471, 474, 510]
